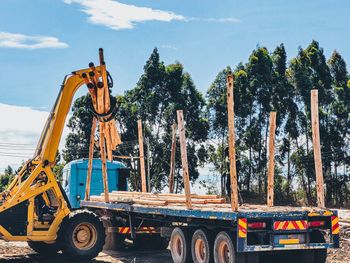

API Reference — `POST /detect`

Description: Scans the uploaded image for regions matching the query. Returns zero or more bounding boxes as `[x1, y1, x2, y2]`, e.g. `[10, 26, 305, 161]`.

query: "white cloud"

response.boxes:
[188, 17, 241, 23]
[0, 32, 68, 49]
[160, 44, 178, 51]
[0, 103, 69, 170]
[63, 0, 185, 30]
[204, 17, 241, 23]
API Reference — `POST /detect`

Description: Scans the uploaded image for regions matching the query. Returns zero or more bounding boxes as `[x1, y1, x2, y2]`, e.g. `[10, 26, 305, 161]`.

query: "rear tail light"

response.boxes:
[308, 221, 325, 228]
[248, 222, 266, 229]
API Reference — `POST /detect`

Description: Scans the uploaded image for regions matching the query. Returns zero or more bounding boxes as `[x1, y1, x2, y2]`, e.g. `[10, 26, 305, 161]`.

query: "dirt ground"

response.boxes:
[0, 238, 349, 263]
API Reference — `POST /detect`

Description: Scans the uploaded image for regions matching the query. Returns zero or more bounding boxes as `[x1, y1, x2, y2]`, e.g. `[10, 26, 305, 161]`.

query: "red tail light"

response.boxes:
[308, 221, 325, 228]
[248, 222, 266, 229]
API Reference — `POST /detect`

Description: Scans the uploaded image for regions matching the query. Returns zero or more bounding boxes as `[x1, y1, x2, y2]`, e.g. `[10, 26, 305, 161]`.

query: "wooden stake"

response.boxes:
[85, 117, 97, 201]
[138, 120, 147, 192]
[311, 90, 325, 208]
[99, 122, 110, 202]
[104, 123, 113, 161]
[99, 48, 111, 111]
[267, 112, 277, 207]
[226, 73, 239, 211]
[169, 123, 177, 193]
[176, 110, 192, 209]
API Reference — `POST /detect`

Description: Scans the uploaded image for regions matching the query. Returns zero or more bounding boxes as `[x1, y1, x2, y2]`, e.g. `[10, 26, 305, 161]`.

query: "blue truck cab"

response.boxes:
[62, 158, 129, 208]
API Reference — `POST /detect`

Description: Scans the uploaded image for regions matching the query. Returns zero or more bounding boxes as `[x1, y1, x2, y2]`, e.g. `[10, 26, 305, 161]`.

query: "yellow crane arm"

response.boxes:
[34, 67, 101, 164]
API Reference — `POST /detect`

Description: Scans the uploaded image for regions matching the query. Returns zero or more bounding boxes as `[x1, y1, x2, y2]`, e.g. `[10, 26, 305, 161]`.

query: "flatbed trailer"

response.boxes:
[81, 196, 340, 263]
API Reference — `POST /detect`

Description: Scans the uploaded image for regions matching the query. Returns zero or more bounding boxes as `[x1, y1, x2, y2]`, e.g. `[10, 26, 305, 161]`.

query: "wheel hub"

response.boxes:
[72, 223, 97, 250]
[195, 239, 207, 263]
[218, 241, 230, 263]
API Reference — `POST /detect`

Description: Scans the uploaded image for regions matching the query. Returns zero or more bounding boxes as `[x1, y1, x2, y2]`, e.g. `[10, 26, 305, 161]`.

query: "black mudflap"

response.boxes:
[0, 200, 28, 236]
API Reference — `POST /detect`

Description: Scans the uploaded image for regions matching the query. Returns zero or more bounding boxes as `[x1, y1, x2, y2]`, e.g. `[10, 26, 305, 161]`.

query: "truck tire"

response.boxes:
[170, 227, 192, 263]
[61, 210, 105, 260]
[310, 230, 327, 263]
[27, 241, 61, 255]
[191, 229, 214, 263]
[214, 231, 244, 263]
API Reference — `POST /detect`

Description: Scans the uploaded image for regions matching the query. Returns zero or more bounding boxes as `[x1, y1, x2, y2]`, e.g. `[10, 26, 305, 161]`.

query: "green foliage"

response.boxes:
[57, 42, 349, 207]
[207, 41, 349, 206]
[0, 165, 15, 192]
[117, 48, 208, 192]
[63, 95, 94, 163]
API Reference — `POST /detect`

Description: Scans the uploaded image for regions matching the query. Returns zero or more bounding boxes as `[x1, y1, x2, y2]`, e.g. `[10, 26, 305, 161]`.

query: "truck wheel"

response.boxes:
[214, 231, 244, 263]
[191, 229, 214, 263]
[170, 227, 192, 263]
[61, 210, 105, 260]
[27, 241, 61, 255]
[310, 230, 327, 263]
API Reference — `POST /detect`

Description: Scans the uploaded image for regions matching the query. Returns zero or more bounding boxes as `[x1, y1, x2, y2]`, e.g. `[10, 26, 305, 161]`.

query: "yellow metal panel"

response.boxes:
[279, 239, 300, 245]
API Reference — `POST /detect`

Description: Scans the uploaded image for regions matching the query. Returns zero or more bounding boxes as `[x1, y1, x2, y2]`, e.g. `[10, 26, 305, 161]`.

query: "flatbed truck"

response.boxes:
[80, 196, 339, 263]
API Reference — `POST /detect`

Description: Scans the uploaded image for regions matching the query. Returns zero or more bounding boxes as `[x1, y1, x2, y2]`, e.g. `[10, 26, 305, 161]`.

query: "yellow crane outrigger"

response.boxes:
[0, 49, 116, 259]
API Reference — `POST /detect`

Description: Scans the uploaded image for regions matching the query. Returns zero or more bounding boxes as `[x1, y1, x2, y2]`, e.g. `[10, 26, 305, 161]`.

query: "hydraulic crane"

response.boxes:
[0, 49, 118, 259]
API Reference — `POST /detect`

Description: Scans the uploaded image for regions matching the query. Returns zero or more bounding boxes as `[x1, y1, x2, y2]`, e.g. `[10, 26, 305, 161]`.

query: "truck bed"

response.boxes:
[82, 193, 332, 221]
[81, 193, 340, 253]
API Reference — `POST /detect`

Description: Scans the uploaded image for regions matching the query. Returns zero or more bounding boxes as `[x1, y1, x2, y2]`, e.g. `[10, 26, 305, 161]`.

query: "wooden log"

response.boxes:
[106, 193, 225, 204]
[99, 122, 110, 202]
[169, 123, 177, 193]
[99, 48, 111, 111]
[91, 196, 167, 206]
[267, 112, 277, 207]
[142, 197, 206, 204]
[82, 72, 98, 111]
[85, 117, 97, 201]
[311, 89, 325, 208]
[109, 191, 221, 199]
[176, 110, 192, 209]
[104, 123, 113, 161]
[108, 195, 224, 205]
[110, 120, 122, 148]
[138, 120, 147, 192]
[226, 73, 239, 211]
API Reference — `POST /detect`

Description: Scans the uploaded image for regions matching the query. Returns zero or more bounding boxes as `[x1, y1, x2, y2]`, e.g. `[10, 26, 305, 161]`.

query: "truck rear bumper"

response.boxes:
[242, 242, 334, 252]
[237, 211, 340, 253]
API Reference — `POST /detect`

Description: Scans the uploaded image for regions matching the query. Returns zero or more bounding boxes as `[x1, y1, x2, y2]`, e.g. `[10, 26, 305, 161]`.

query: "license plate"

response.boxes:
[274, 234, 306, 245]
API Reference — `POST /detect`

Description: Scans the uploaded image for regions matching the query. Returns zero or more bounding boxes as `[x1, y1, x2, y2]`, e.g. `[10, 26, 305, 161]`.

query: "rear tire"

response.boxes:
[27, 241, 61, 255]
[61, 210, 105, 260]
[170, 227, 192, 263]
[214, 231, 244, 263]
[191, 229, 214, 263]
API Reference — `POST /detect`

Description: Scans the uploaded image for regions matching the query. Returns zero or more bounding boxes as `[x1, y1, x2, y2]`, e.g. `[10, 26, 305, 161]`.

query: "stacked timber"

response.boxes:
[89, 191, 226, 207]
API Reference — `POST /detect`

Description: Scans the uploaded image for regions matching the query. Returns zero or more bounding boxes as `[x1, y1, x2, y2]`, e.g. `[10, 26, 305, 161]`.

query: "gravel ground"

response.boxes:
[0, 239, 349, 263]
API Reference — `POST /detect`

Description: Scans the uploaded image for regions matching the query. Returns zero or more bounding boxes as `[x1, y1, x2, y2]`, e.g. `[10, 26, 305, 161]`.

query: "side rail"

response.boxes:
[236, 211, 340, 252]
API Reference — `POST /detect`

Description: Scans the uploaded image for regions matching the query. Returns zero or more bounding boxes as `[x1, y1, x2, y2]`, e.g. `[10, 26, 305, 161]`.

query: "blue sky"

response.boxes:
[0, 0, 349, 108]
[0, 0, 349, 170]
